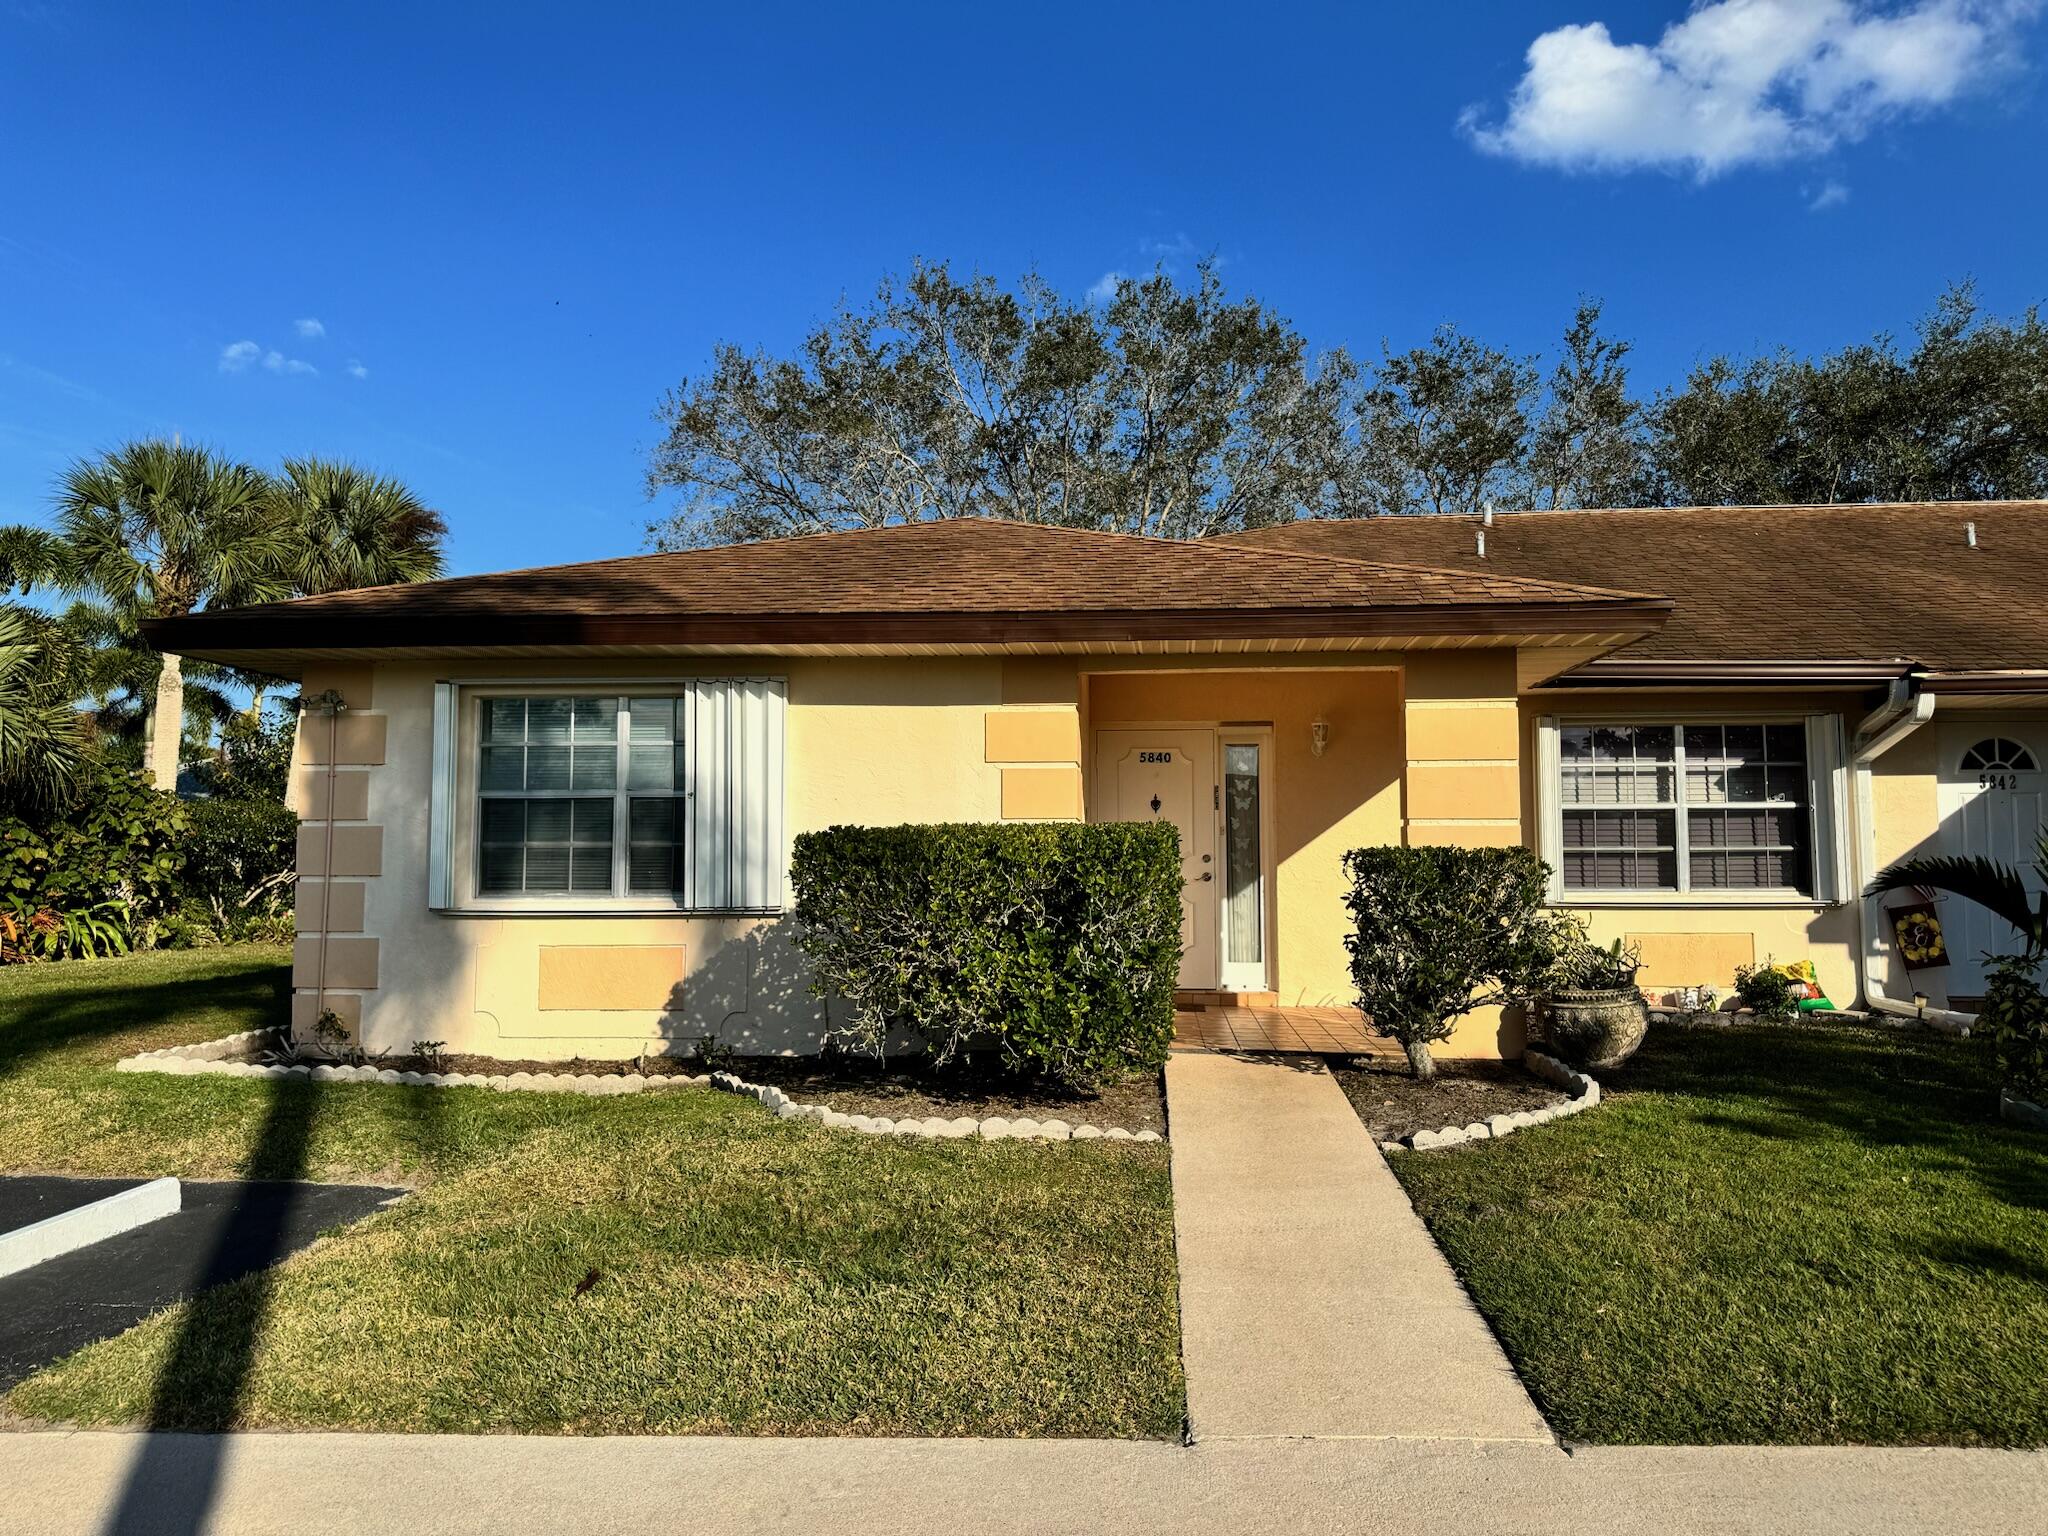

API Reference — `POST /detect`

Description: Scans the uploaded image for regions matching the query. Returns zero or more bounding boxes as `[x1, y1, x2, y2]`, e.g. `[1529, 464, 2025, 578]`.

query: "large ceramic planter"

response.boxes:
[1541, 987, 1650, 1069]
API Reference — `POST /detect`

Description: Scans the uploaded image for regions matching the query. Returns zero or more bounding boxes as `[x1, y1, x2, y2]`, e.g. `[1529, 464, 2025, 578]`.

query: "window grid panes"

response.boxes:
[1560, 722, 1811, 896]
[476, 695, 688, 900]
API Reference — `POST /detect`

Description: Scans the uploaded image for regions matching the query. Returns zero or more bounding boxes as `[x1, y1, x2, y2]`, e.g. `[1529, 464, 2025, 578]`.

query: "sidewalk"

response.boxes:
[2, 1428, 2041, 1536]
[1164, 1050, 1549, 1442]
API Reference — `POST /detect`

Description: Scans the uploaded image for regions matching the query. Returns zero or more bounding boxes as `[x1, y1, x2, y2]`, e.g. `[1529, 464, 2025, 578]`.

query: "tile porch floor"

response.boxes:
[1172, 1004, 1401, 1061]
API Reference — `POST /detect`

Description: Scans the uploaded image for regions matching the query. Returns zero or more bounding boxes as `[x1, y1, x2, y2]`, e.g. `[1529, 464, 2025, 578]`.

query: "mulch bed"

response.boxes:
[251, 1042, 1169, 1135]
[727, 1056, 1169, 1136]
[1328, 1057, 1566, 1144]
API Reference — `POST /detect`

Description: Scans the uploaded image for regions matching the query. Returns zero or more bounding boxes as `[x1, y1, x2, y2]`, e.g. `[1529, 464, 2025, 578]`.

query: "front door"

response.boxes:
[1093, 729, 1218, 989]
[1937, 728, 2047, 995]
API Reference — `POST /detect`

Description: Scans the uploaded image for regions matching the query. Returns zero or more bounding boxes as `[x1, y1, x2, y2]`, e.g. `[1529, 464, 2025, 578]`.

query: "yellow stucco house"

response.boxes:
[147, 501, 2048, 1063]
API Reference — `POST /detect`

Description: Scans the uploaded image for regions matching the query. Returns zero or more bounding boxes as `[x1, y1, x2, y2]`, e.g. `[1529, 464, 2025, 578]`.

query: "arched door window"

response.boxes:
[1959, 738, 2039, 774]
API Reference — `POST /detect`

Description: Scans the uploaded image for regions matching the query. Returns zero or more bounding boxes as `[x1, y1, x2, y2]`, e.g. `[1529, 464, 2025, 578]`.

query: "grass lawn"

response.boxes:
[1, 947, 1184, 1438]
[1392, 1016, 2048, 1447]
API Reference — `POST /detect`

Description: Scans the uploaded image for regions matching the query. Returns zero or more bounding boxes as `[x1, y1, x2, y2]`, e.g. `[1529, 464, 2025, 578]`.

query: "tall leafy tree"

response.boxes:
[1527, 299, 1650, 510]
[1647, 285, 2048, 506]
[645, 260, 1359, 544]
[24, 440, 284, 789]
[1353, 325, 1536, 517]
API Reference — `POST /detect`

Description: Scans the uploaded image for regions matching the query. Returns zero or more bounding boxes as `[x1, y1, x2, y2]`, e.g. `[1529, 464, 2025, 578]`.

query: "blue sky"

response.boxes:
[3, 1, 2043, 577]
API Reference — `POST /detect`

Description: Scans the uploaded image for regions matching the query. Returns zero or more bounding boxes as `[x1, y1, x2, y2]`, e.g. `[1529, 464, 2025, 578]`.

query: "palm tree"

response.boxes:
[0, 604, 90, 814]
[268, 457, 446, 594]
[1868, 834, 2048, 963]
[31, 440, 287, 789]
[227, 457, 448, 724]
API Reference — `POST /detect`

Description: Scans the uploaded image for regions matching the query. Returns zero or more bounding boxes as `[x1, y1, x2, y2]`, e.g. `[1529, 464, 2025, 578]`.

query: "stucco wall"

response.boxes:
[317, 656, 1015, 1060]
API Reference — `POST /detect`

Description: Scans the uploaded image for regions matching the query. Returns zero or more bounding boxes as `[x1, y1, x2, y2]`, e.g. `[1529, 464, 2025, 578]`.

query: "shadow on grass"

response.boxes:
[100, 1069, 449, 1534]
[1607, 1017, 2048, 1213]
[0, 953, 290, 1082]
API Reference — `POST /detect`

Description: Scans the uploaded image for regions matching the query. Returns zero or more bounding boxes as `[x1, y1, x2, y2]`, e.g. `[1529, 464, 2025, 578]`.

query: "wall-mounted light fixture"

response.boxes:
[1310, 717, 1329, 758]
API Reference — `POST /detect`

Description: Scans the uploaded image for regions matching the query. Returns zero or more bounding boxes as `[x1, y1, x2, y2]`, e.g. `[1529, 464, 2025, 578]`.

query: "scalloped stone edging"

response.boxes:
[706, 1070, 1163, 1144]
[110, 1034, 1166, 1140]
[2002, 1088, 2048, 1132]
[115, 1031, 706, 1096]
[1383, 1049, 1601, 1153]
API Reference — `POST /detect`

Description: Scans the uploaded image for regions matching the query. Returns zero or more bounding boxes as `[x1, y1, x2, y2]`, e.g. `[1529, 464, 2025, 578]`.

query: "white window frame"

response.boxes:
[1534, 711, 1847, 909]
[428, 677, 786, 916]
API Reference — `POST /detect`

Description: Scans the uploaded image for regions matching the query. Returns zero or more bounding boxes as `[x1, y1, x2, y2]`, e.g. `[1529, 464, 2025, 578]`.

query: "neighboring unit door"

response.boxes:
[1936, 729, 2047, 995]
[1093, 729, 1219, 990]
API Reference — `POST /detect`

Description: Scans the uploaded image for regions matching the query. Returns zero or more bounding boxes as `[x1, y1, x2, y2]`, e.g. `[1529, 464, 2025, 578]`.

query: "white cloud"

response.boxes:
[346, 359, 369, 380]
[218, 340, 260, 372]
[261, 350, 317, 376]
[1085, 271, 1126, 304]
[294, 317, 326, 339]
[1465, 1, 2038, 178]
[1809, 177, 1853, 207]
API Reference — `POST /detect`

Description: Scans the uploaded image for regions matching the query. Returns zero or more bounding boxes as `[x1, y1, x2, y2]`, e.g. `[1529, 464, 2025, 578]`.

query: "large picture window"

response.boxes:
[1557, 722, 1814, 896]
[439, 679, 785, 912]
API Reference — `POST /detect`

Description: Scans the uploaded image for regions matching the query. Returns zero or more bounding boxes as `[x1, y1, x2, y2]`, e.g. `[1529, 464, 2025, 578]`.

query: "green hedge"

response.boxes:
[789, 821, 1182, 1090]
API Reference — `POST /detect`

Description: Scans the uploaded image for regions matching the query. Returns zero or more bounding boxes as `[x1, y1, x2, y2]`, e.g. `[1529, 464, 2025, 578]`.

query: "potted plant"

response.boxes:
[1541, 933, 1650, 1068]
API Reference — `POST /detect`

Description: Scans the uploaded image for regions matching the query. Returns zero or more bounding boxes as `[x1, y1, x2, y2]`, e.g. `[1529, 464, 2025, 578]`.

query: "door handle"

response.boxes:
[1190, 872, 1212, 883]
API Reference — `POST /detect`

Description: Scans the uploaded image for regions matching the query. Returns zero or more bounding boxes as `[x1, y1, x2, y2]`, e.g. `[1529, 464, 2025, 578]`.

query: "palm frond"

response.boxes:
[1869, 853, 2044, 947]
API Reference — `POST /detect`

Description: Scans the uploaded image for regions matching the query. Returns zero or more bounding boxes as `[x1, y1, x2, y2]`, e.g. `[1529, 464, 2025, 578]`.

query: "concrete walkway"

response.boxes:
[1165, 1050, 1550, 1443]
[1, 1429, 2041, 1536]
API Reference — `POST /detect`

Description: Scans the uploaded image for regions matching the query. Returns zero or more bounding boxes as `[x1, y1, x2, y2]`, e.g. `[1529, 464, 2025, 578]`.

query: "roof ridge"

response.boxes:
[1184, 528, 1664, 604]
[1230, 499, 2048, 528]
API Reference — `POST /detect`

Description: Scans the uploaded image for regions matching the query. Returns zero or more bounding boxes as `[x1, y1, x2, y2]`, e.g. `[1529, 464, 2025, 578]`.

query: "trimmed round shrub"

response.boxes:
[789, 821, 1181, 1091]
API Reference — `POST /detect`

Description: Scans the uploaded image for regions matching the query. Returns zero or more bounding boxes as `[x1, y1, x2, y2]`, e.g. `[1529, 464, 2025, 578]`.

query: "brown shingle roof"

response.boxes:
[1227, 501, 2048, 674]
[146, 516, 1670, 655]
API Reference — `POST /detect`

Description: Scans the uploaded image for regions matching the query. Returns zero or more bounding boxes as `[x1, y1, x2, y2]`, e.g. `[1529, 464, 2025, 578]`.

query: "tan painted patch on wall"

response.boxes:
[293, 935, 379, 990]
[538, 946, 688, 1011]
[296, 880, 366, 934]
[300, 713, 388, 766]
[292, 769, 370, 822]
[985, 709, 1081, 764]
[296, 824, 383, 878]
[1403, 704, 1519, 761]
[1628, 932, 1757, 989]
[1406, 764, 1521, 821]
[1001, 765, 1083, 820]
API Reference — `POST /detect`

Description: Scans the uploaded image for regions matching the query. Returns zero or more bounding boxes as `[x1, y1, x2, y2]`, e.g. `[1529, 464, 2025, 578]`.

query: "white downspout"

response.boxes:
[1851, 680, 1974, 1032]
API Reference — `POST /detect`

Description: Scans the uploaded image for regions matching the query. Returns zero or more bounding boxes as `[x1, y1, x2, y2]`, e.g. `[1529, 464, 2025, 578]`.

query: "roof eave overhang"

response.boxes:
[142, 598, 1673, 663]
[1544, 657, 1914, 690]
[1920, 670, 2048, 691]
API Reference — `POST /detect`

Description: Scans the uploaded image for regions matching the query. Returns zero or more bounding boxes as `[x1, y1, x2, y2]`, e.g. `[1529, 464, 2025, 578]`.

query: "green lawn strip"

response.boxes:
[9, 1090, 1184, 1437]
[0, 945, 582, 1185]
[2, 946, 1186, 1437]
[1391, 1019, 2048, 1447]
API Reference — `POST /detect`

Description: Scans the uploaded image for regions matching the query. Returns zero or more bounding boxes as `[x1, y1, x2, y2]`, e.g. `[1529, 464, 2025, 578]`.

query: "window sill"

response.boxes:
[1556, 891, 1837, 912]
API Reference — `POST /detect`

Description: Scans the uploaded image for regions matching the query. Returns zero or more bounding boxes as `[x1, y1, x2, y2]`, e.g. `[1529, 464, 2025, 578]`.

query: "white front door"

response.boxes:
[1093, 729, 1219, 990]
[1936, 728, 2047, 994]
